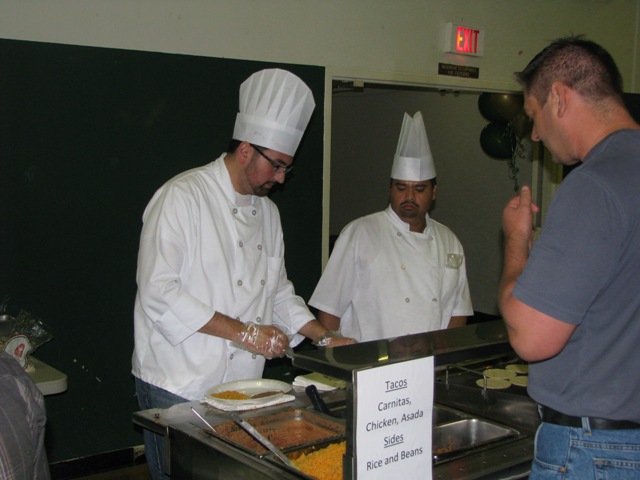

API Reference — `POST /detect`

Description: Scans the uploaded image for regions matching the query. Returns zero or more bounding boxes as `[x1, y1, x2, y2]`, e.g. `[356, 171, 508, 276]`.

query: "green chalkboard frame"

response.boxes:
[0, 38, 324, 462]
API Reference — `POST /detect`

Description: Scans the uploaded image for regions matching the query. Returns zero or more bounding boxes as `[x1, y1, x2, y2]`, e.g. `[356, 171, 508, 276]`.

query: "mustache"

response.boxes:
[400, 200, 419, 208]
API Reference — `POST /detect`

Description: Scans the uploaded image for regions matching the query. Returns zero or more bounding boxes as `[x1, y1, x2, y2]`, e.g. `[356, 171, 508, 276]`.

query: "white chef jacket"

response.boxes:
[309, 206, 473, 342]
[132, 154, 313, 400]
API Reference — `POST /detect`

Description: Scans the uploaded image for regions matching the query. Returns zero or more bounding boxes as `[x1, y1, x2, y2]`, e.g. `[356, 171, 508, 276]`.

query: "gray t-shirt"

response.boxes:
[513, 129, 640, 423]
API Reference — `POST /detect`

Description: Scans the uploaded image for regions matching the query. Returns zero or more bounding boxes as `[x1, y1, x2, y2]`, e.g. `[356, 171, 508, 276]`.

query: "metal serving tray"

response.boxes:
[214, 407, 345, 457]
[433, 418, 519, 463]
[433, 405, 466, 426]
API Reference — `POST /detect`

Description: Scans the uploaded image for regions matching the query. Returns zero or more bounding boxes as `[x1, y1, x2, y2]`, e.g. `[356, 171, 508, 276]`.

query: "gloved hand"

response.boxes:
[237, 322, 289, 359]
[313, 330, 357, 348]
[325, 335, 358, 347]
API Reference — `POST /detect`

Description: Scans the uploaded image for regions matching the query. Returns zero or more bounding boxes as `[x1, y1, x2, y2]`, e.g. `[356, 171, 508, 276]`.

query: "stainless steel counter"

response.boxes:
[133, 321, 539, 479]
[133, 389, 346, 479]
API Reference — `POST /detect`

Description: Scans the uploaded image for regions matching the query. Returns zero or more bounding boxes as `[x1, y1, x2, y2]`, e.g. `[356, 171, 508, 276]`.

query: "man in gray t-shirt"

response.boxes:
[499, 36, 640, 479]
[514, 130, 640, 421]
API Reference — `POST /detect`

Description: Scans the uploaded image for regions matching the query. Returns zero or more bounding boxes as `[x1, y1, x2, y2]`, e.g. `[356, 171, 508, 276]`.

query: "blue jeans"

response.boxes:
[134, 377, 189, 480]
[530, 421, 640, 479]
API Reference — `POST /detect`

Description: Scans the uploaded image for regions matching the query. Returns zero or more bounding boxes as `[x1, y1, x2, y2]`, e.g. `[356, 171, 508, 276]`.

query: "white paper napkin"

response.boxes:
[292, 372, 347, 392]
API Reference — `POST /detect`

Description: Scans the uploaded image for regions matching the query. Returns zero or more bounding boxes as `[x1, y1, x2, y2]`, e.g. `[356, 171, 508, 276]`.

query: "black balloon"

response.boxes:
[480, 122, 514, 159]
[478, 92, 505, 123]
[491, 94, 523, 124]
[478, 92, 524, 124]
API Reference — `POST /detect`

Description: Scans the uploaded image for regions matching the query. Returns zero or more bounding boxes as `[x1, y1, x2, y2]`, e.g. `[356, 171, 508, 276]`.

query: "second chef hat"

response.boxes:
[233, 69, 316, 156]
[390, 111, 436, 181]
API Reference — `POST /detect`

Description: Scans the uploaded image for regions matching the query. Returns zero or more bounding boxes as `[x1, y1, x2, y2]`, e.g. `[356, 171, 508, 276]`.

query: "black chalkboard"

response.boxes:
[0, 38, 324, 462]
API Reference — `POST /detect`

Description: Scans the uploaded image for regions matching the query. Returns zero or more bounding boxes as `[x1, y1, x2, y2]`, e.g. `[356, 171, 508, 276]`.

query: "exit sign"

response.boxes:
[444, 22, 485, 57]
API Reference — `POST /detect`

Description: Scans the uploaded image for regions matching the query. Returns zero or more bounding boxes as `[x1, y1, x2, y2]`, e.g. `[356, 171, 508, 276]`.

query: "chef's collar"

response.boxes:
[218, 154, 255, 206]
[384, 205, 431, 235]
[234, 191, 253, 207]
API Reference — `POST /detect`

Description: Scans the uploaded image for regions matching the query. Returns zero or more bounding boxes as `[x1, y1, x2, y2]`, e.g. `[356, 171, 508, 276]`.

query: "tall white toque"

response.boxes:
[233, 69, 316, 156]
[390, 111, 436, 181]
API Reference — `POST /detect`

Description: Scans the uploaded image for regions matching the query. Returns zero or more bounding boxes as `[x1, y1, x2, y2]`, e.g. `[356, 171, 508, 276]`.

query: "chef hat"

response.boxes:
[390, 111, 436, 181]
[233, 69, 315, 156]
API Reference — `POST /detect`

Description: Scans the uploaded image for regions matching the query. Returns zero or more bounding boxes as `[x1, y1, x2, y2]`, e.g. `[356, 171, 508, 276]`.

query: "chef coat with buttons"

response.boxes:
[132, 154, 313, 400]
[310, 206, 472, 342]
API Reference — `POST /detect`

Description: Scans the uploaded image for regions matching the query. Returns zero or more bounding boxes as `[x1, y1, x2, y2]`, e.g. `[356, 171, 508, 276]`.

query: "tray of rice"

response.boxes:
[283, 440, 346, 480]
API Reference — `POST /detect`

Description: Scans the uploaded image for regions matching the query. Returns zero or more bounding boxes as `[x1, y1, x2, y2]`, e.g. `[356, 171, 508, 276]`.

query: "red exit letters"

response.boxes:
[456, 26, 480, 54]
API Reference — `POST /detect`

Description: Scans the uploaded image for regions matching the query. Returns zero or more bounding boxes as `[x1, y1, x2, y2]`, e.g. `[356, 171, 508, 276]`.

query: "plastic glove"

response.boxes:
[313, 330, 357, 348]
[325, 335, 358, 347]
[237, 322, 289, 359]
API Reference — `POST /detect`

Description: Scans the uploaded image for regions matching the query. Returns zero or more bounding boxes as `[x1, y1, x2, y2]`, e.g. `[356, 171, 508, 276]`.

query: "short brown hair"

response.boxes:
[515, 36, 624, 107]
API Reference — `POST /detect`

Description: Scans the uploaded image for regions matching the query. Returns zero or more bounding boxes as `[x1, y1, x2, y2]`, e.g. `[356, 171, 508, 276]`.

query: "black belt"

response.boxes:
[539, 405, 640, 430]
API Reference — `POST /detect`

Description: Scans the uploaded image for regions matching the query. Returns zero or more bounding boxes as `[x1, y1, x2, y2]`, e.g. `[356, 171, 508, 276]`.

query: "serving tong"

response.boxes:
[190, 407, 298, 470]
[229, 412, 299, 470]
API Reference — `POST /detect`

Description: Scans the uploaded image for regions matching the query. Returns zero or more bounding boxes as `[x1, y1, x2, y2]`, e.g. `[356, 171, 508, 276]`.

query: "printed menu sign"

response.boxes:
[354, 356, 433, 480]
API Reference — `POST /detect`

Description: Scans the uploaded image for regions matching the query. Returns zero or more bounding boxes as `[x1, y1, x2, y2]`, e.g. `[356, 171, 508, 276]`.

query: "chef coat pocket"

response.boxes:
[441, 259, 461, 306]
[446, 253, 463, 270]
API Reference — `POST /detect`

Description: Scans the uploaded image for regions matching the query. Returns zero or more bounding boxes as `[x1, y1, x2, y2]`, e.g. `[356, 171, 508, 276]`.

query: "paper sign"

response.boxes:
[355, 356, 434, 479]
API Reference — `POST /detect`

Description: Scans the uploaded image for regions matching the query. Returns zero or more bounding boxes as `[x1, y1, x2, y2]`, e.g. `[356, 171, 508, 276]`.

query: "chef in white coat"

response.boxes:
[132, 69, 354, 480]
[310, 111, 473, 342]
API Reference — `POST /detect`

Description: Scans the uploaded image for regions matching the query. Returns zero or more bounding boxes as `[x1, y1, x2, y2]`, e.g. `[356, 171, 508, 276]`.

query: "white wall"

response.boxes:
[1, 0, 638, 91]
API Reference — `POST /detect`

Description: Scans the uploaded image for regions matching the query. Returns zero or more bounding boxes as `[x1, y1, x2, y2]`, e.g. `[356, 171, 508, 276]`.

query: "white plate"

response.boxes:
[205, 379, 292, 407]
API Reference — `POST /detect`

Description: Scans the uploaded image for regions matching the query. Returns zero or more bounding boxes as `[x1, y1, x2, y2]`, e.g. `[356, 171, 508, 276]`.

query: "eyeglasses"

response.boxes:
[252, 144, 294, 174]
